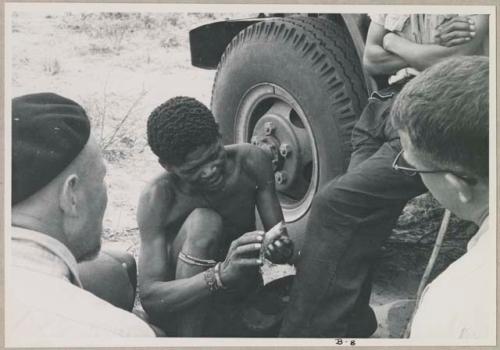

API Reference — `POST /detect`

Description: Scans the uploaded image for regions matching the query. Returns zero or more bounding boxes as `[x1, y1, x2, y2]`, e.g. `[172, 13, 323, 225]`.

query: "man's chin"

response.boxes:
[205, 182, 225, 193]
[77, 242, 102, 262]
[204, 175, 226, 192]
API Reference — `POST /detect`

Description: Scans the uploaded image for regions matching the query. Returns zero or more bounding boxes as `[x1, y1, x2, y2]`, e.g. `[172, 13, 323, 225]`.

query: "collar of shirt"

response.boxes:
[467, 215, 489, 251]
[11, 226, 82, 287]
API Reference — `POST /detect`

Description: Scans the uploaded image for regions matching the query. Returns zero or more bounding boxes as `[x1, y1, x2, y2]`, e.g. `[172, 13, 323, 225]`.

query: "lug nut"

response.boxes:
[275, 171, 288, 185]
[279, 143, 291, 157]
[264, 122, 275, 135]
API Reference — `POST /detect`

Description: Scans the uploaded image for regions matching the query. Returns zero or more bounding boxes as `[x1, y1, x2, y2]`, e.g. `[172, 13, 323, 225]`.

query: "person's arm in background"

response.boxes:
[249, 146, 294, 264]
[383, 15, 488, 72]
[363, 20, 409, 77]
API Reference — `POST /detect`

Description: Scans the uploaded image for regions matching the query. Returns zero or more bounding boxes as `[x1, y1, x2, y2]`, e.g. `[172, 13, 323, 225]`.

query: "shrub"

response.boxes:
[80, 86, 148, 161]
[42, 57, 61, 75]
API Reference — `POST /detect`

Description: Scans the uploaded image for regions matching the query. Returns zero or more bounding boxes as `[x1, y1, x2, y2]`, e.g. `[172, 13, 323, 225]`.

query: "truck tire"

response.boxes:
[211, 17, 368, 254]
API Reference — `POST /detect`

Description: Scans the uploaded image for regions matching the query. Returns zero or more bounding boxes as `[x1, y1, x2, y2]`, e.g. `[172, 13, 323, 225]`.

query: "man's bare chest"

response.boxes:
[165, 178, 258, 232]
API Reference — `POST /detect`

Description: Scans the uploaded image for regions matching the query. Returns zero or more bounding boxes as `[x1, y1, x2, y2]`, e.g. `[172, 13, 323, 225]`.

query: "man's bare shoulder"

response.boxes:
[139, 173, 176, 207]
[137, 173, 177, 236]
[227, 143, 269, 162]
[229, 143, 272, 179]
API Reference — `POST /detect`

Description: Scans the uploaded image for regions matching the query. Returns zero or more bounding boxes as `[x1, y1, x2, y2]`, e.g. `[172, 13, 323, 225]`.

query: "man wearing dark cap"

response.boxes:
[6, 93, 155, 342]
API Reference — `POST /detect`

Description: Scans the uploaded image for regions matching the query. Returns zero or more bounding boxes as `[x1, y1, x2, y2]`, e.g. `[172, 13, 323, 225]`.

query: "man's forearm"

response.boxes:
[383, 33, 481, 72]
[363, 44, 409, 76]
[141, 273, 211, 317]
[256, 189, 284, 232]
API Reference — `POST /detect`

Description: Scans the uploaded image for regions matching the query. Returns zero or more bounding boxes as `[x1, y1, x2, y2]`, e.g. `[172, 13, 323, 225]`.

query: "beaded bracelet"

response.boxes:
[203, 267, 219, 293]
[214, 262, 227, 290]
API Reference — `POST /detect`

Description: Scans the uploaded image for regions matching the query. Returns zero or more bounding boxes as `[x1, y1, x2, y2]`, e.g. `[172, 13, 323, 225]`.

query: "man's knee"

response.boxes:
[305, 177, 362, 243]
[184, 208, 223, 251]
[102, 249, 137, 289]
[78, 249, 137, 311]
[310, 179, 343, 215]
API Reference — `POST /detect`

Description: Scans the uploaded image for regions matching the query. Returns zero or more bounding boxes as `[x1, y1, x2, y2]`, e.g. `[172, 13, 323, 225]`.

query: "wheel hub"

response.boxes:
[251, 115, 301, 192]
[235, 83, 319, 222]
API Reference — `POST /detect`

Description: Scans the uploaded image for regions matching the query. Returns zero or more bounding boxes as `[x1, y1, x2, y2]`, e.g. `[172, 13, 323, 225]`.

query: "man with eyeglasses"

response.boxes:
[391, 56, 492, 339]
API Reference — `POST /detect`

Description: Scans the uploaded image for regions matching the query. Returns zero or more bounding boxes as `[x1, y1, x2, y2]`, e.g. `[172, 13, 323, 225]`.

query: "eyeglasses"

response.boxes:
[392, 150, 477, 185]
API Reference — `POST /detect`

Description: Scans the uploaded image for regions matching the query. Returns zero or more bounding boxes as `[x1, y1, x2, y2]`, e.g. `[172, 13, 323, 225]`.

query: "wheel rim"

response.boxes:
[235, 83, 319, 222]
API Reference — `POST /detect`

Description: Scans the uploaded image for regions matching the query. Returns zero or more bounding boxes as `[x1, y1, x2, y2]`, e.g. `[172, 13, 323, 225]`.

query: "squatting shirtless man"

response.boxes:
[137, 96, 294, 336]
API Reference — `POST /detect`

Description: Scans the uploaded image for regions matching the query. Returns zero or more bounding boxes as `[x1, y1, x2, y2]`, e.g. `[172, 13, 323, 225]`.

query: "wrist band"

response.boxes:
[214, 262, 227, 290]
[179, 251, 217, 267]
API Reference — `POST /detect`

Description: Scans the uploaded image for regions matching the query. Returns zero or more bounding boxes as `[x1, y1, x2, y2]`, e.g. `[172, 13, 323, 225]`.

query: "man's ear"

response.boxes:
[59, 174, 80, 216]
[444, 173, 473, 203]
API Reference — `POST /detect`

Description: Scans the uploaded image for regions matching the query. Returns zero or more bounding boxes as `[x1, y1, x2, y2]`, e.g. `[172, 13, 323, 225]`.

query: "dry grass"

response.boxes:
[58, 12, 243, 55]
[42, 57, 61, 75]
[80, 85, 148, 161]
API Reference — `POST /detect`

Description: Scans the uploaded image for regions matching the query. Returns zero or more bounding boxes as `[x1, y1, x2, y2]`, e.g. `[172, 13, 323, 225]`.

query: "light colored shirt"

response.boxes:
[410, 216, 496, 339]
[368, 14, 488, 85]
[369, 14, 453, 45]
[6, 226, 155, 346]
[370, 13, 488, 55]
[368, 14, 452, 85]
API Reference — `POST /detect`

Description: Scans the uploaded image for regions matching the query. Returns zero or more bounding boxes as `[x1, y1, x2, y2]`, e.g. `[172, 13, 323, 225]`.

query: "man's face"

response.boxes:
[170, 139, 227, 192]
[399, 130, 463, 216]
[68, 137, 108, 261]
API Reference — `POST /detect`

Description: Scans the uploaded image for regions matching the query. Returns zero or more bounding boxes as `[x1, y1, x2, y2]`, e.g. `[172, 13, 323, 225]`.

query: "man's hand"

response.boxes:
[382, 32, 397, 51]
[219, 231, 264, 288]
[435, 16, 476, 47]
[264, 225, 294, 264]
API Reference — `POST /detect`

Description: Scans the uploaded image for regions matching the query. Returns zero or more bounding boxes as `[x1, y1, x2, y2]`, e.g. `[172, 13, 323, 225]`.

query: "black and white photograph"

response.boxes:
[3, 2, 496, 347]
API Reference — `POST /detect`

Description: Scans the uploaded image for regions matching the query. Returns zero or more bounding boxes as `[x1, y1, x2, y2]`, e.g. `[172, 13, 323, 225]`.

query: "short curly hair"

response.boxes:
[147, 96, 220, 165]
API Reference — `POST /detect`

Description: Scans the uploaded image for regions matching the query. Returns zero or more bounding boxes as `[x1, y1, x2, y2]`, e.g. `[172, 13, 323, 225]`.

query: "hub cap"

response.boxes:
[235, 83, 319, 222]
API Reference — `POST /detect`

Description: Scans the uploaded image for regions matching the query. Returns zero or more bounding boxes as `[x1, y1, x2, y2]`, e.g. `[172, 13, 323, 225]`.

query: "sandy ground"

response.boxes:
[10, 12, 474, 338]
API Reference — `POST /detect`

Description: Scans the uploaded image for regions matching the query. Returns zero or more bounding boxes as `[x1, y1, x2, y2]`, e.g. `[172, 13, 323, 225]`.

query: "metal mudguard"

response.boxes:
[188, 14, 376, 92]
[189, 18, 262, 69]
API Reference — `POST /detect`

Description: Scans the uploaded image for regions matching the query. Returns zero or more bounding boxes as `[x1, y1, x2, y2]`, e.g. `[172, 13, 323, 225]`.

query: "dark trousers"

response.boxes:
[279, 92, 427, 338]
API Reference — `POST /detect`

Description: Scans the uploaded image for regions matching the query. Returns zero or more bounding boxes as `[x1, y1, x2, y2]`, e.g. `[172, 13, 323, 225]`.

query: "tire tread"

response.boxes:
[212, 17, 367, 169]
